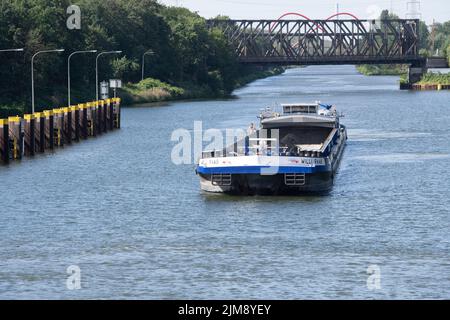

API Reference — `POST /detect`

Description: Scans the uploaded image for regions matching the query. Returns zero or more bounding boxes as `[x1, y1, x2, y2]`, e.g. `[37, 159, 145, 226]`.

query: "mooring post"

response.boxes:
[117, 98, 121, 129]
[66, 107, 72, 144]
[8, 117, 21, 160]
[73, 106, 80, 142]
[102, 100, 107, 133]
[53, 109, 62, 147]
[112, 98, 117, 129]
[59, 108, 65, 147]
[92, 102, 97, 137]
[18, 118, 24, 159]
[1, 119, 9, 163]
[30, 115, 36, 156]
[37, 113, 45, 153]
[80, 104, 88, 139]
[24, 114, 36, 156]
[97, 101, 103, 135]
[108, 99, 114, 130]
[44, 111, 54, 150]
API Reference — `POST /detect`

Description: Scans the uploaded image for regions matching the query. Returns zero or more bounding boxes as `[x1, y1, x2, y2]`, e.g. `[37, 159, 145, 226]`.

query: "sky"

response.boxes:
[158, 0, 449, 25]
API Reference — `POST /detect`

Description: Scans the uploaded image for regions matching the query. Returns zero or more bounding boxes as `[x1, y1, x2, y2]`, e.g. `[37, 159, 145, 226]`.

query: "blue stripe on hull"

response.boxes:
[197, 165, 330, 174]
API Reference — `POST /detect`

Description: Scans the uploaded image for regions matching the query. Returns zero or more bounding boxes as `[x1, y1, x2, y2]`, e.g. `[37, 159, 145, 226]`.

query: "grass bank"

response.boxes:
[357, 64, 450, 88]
[356, 64, 408, 76]
[417, 72, 450, 85]
[0, 66, 286, 118]
[119, 66, 286, 105]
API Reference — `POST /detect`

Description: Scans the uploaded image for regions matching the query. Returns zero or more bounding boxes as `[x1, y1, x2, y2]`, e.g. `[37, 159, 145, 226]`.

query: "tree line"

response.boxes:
[0, 0, 253, 117]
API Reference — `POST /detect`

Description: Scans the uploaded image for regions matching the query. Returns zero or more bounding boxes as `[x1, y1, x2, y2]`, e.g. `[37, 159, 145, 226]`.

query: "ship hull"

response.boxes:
[199, 171, 334, 195]
[197, 139, 346, 196]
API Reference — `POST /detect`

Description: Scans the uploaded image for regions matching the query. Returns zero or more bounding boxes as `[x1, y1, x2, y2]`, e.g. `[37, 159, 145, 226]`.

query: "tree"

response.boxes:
[447, 45, 450, 66]
[418, 21, 430, 51]
[0, 0, 253, 116]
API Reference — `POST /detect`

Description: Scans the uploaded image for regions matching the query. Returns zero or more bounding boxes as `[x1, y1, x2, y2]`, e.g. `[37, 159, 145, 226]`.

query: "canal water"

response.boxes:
[1, 66, 449, 299]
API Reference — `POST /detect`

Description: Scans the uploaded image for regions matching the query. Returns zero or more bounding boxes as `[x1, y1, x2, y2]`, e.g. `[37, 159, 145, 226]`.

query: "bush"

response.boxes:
[419, 48, 430, 57]
[0, 104, 25, 118]
[120, 78, 186, 103]
[356, 64, 407, 76]
[418, 72, 450, 85]
[447, 45, 450, 66]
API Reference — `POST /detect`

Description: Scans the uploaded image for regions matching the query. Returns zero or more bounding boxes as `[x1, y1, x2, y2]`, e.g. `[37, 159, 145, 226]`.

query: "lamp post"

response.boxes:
[31, 49, 65, 113]
[141, 50, 155, 81]
[0, 48, 24, 53]
[95, 51, 122, 101]
[68, 50, 97, 106]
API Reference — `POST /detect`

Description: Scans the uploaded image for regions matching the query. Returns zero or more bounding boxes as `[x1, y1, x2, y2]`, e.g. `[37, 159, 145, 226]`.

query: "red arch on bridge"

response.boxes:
[269, 11, 361, 33]
[269, 12, 325, 32]
[324, 12, 360, 21]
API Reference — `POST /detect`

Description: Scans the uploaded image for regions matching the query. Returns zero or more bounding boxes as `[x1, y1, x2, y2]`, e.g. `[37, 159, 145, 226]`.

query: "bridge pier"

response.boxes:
[408, 66, 426, 84]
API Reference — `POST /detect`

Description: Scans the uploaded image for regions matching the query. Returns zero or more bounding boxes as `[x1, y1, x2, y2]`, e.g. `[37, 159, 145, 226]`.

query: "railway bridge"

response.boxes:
[207, 16, 427, 83]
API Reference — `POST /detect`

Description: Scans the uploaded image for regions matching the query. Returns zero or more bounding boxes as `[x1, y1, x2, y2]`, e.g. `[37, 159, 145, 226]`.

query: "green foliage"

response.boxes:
[120, 78, 185, 104]
[399, 74, 408, 85]
[418, 21, 430, 50]
[431, 21, 450, 56]
[356, 64, 407, 76]
[447, 45, 450, 65]
[0, 0, 267, 115]
[119, 65, 285, 105]
[111, 57, 139, 79]
[0, 104, 26, 118]
[418, 72, 450, 85]
[127, 78, 185, 96]
[419, 48, 429, 57]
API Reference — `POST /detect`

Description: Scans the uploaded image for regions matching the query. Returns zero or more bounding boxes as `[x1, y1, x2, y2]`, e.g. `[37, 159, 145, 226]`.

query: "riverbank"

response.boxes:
[0, 66, 286, 118]
[356, 64, 407, 76]
[119, 66, 286, 105]
[417, 72, 450, 85]
[405, 73, 450, 90]
[358, 65, 450, 90]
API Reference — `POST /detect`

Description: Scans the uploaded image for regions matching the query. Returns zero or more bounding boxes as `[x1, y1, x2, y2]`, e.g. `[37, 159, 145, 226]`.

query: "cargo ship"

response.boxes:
[195, 103, 347, 195]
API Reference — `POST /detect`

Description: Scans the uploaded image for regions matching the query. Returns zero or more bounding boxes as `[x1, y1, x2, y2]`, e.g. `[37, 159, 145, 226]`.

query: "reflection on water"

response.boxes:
[1, 66, 450, 299]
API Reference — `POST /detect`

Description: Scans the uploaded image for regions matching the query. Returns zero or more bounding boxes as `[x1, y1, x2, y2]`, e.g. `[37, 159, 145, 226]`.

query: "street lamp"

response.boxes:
[68, 50, 97, 106]
[141, 50, 155, 81]
[0, 48, 24, 53]
[95, 51, 122, 101]
[31, 49, 65, 113]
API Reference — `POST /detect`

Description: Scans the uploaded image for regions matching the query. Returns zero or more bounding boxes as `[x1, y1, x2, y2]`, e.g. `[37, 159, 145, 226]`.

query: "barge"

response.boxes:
[196, 102, 347, 195]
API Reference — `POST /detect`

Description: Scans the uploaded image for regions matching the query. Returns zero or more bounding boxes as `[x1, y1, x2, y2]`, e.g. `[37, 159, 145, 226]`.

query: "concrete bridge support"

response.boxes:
[408, 66, 426, 84]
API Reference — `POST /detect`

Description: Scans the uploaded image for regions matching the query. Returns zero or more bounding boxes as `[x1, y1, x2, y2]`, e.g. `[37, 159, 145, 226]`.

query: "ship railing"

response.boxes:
[201, 147, 328, 159]
[200, 133, 341, 159]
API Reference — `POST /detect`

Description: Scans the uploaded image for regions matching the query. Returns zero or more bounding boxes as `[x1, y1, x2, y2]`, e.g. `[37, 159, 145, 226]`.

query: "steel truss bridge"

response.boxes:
[206, 18, 425, 67]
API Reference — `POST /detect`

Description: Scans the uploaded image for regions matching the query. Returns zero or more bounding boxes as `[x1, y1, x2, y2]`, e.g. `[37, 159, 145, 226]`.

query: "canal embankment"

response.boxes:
[357, 64, 450, 91]
[118, 66, 286, 105]
[0, 98, 121, 164]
